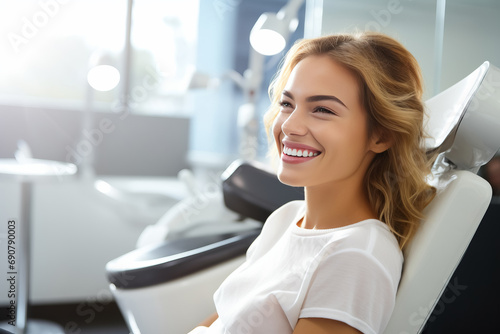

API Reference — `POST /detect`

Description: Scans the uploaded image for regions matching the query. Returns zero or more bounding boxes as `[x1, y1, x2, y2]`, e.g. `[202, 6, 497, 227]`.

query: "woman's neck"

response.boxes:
[300, 179, 376, 230]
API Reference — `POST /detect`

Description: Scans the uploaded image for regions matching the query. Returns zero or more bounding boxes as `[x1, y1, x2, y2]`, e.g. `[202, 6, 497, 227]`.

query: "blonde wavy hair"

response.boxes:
[264, 32, 436, 249]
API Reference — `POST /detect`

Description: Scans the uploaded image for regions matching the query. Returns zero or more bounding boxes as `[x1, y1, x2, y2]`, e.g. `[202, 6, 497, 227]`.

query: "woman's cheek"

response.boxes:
[272, 115, 284, 152]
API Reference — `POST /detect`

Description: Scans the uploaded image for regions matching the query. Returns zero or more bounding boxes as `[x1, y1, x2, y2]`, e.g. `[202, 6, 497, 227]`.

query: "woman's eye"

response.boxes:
[279, 101, 292, 108]
[314, 107, 336, 115]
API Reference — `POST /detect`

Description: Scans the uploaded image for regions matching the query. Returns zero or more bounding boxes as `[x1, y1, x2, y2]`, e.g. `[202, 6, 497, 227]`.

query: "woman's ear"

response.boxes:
[369, 131, 393, 154]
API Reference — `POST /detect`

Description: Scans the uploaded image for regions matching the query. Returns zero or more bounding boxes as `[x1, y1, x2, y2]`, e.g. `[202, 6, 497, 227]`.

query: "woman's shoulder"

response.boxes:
[268, 200, 306, 220]
[337, 219, 401, 257]
[291, 219, 403, 284]
[346, 219, 401, 251]
[326, 220, 404, 282]
[245, 200, 305, 261]
[262, 200, 305, 233]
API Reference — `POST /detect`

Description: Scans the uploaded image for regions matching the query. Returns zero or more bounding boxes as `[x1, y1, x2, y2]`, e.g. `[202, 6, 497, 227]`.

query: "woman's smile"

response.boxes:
[281, 140, 321, 164]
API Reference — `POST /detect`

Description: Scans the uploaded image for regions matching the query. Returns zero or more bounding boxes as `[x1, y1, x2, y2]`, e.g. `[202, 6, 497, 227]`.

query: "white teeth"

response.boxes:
[283, 146, 319, 157]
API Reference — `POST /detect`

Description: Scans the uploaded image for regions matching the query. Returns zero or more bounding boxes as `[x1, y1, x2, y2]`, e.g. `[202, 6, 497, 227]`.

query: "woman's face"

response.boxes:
[272, 55, 383, 190]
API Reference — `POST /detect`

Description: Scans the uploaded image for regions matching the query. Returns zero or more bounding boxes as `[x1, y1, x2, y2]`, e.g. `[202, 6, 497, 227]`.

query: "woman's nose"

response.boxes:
[281, 109, 308, 137]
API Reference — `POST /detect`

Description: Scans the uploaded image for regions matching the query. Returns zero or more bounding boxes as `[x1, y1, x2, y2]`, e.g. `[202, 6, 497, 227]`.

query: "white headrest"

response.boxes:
[424, 61, 500, 172]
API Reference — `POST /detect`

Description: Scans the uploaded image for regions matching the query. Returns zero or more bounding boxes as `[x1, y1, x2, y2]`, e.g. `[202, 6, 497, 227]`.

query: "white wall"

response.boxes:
[441, 0, 500, 91]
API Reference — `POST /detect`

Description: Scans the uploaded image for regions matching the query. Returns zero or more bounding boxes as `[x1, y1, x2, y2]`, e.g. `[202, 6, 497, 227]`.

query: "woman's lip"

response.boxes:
[281, 140, 321, 153]
[281, 152, 319, 164]
[280, 140, 321, 164]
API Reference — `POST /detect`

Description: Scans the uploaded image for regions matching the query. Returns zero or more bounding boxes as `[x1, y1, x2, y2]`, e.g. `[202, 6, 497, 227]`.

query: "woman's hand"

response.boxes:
[293, 318, 362, 334]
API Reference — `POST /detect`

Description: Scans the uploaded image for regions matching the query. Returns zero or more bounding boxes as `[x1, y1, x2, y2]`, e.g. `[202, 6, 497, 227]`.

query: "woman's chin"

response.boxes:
[277, 170, 305, 188]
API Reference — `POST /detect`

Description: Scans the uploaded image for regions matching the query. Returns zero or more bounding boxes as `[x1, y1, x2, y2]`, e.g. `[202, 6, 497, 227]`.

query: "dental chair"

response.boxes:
[106, 61, 500, 334]
[106, 160, 304, 334]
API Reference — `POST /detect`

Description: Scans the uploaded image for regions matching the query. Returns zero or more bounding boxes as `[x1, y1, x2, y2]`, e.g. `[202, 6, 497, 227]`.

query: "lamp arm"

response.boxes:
[223, 70, 246, 91]
[243, 47, 266, 104]
[278, 0, 305, 22]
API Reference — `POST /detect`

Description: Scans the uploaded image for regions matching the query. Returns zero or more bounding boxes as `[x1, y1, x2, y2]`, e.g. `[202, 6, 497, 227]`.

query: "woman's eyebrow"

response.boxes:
[281, 90, 348, 109]
[282, 90, 294, 99]
[306, 95, 348, 109]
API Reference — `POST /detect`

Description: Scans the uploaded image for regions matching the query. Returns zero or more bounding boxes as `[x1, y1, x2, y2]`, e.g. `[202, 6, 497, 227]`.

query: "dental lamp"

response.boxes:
[87, 51, 121, 92]
[87, 66, 120, 92]
[238, 0, 305, 161]
[249, 0, 303, 56]
[188, 1, 305, 161]
[79, 51, 121, 178]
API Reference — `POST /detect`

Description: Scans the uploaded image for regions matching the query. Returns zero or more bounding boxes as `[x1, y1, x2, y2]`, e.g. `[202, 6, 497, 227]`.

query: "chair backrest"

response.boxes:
[383, 170, 491, 333]
[384, 61, 500, 333]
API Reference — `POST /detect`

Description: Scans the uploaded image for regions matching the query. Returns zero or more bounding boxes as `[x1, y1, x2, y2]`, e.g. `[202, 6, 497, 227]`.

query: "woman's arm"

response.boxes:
[293, 318, 362, 334]
[197, 312, 219, 327]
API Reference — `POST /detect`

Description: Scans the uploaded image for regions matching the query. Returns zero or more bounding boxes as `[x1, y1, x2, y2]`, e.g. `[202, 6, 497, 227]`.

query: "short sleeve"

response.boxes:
[300, 250, 400, 334]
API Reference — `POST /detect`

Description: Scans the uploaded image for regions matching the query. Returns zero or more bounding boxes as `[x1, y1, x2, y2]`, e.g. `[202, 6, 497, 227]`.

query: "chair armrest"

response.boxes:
[106, 229, 260, 289]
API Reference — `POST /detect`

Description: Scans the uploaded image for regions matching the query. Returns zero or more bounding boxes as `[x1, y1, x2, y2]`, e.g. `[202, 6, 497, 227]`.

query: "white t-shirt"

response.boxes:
[189, 200, 403, 334]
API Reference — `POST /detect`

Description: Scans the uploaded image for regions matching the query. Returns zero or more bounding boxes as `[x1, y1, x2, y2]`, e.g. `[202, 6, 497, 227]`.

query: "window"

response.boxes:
[0, 1, 127, 109]
[0, 0, 199, 115]
[129, 0, 199, 114]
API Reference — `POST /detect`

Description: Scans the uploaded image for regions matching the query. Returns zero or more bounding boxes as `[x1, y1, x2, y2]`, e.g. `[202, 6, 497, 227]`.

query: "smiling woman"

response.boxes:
[265, 32, 436, 247]
[190, 32, 436, 334]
